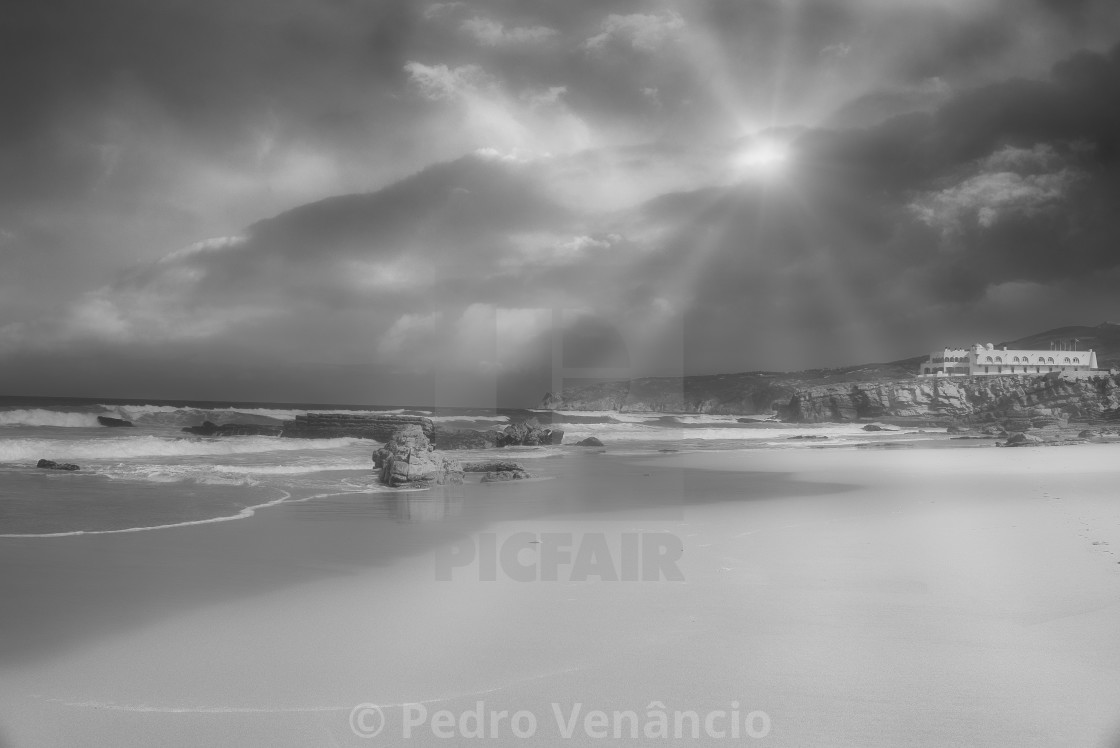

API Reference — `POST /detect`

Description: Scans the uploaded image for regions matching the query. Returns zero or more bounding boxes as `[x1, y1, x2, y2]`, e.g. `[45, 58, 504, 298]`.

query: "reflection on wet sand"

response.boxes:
[394, 488, 464, 523]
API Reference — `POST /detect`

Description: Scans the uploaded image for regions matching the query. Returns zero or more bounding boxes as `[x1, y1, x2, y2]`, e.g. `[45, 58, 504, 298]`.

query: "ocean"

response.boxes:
[0, 395, 954, 537]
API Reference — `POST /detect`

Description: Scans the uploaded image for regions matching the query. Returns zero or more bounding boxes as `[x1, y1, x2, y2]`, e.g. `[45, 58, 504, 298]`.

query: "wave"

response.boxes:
[429, 414, 510, 424]
[98, 461, 371, 485]
[556, 423, 878, 442]
[0, 409, 104, 428]
[0, 483, 401, 538]
[105, 404, 411, 427]
[0, 435, 365, 463]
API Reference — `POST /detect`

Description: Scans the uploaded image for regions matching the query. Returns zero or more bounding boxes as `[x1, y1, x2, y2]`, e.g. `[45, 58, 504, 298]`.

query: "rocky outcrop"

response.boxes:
[481, 470, 533, 482]
[500, 418, 563, 446]
[461, 460, 529, 473]
[435, 418, 563, 449]
[373, 425, 463, 488]
[461, 460, 533, 481]
[1003, 432, 1043, 447]
[37, 459, 79, 471]
[97, 416, 134, 427]
[183, 421, 284, 437]
[783, 373, 1120, 425]
[282, 413, 434, 441]
[434, 429, 503, 450]
[574, 437, 604, 447]
[540, 362, 920, 415]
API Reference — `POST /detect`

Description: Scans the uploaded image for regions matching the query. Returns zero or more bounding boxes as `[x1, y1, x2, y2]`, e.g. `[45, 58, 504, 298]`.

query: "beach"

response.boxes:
[2, 441, 1120, 746]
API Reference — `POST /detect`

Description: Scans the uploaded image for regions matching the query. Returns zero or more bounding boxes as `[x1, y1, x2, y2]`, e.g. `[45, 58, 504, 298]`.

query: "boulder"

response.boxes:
[374, 425, 464, 488]
[97, 416, 134, 427]
[574, 437, 604, 447]
[461, 460, 529, 473]
[862, 424, 887, 432]
[500, 418, 564, 446]
[37, 459, 80, 471]
[481, 470, 532, 483]
[1003, 432, 1043, 447]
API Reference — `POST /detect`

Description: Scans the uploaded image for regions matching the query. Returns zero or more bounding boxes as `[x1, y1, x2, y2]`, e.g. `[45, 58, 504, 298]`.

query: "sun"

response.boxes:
[732, 139, 792, 178]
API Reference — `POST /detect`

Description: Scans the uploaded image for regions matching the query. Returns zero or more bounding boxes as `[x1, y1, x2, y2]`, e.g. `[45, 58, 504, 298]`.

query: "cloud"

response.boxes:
[909, 144, 1088, 244]
[403, 61, 591, 157]
[585, 12, 685, 52]
[460, 17, 558, 47]
[5, 2, 1120, 400]
[403, 62, 494, 101]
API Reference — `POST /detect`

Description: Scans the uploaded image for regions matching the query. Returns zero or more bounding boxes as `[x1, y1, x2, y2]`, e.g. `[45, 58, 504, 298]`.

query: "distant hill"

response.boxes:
[997, 323, 1120, 368]
[541, 323, 1120, 414]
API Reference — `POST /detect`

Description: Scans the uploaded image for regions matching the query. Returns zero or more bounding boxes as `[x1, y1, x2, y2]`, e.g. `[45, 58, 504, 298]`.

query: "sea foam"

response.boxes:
[0, 435, 365, 463]
[0, 409, 104, 428]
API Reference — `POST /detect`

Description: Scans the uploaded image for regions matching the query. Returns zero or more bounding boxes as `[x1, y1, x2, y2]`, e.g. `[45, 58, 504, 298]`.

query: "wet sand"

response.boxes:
[2, 445, 1120, 746]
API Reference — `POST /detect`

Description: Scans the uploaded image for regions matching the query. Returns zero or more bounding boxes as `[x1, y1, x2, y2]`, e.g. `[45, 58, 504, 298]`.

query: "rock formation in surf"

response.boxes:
[436, 418, 563, 449]
[373, 424, 463, 488]
[36, 459, 80, 471]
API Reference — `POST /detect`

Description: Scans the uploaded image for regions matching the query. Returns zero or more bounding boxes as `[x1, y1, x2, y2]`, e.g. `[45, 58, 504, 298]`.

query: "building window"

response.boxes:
[1073, 358, 1080, 364]
[1047, 357, 1054, 364]
[1063, 357, 1070, 364]
[995, 357, 1003, 364]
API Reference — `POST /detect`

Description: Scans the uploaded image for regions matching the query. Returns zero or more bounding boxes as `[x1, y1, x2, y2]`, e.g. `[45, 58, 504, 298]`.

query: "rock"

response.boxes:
[1078, 429, 1097, 439]
[787, 435, 828, 440]
[1002, 418, 1033, 433]
[461, 460, 529, 474]
[862, 424, 887, 431]
[481, 470, 532, 482]
[282, 413, 434, 441]
[374, 425, 463, 488]
[37, 459, 79, 471]
[97, 416, 134, 427]
[434, 428, 503, 450]
[500, 418, 564, 446]
[574, 437, 604, 447]
[1003, 432, 1043, 447]
[784, 373, 1120, 425]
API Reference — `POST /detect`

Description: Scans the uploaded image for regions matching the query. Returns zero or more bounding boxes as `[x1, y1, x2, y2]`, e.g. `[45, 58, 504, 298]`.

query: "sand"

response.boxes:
[1, 445, 1120, 746]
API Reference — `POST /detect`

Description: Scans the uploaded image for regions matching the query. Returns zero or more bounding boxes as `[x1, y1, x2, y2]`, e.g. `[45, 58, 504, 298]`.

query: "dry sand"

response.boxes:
[1, 445, 1119, 746]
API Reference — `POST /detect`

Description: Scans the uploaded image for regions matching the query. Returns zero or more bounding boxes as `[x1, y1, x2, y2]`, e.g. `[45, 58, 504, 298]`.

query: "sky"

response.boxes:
[2, 0, 1120, 406]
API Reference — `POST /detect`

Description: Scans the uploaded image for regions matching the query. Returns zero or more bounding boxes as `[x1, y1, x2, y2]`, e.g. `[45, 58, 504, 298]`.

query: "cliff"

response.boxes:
[540, 323, 1120, 416]
[782, 373, 1120, 424]
[540, 363, 917, 415]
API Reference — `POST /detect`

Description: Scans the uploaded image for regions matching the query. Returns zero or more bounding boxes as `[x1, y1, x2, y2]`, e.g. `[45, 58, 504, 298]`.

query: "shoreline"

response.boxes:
[2, 445, 1120, 746]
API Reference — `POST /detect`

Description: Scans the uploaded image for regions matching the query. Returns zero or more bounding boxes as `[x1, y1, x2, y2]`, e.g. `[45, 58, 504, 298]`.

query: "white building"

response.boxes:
[919, 342, 1098, 377]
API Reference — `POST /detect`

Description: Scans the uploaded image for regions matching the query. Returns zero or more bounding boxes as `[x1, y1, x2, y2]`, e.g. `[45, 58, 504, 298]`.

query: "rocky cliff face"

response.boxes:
[783, 373, 1120, 424]
[540, 365, 915, 415]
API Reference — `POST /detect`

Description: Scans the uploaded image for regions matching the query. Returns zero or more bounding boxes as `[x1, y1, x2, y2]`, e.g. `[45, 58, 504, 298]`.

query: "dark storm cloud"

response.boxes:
[4, 0, 1120, 400]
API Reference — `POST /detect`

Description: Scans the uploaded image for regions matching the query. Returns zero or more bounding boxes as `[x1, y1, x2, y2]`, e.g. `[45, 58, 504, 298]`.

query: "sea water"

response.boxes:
[0, 396, 951, 536]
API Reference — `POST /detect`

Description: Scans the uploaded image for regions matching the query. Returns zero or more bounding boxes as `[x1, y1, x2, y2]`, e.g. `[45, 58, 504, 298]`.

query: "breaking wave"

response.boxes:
[0, 435, 365, 463]
[0, 409, 104, 428]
